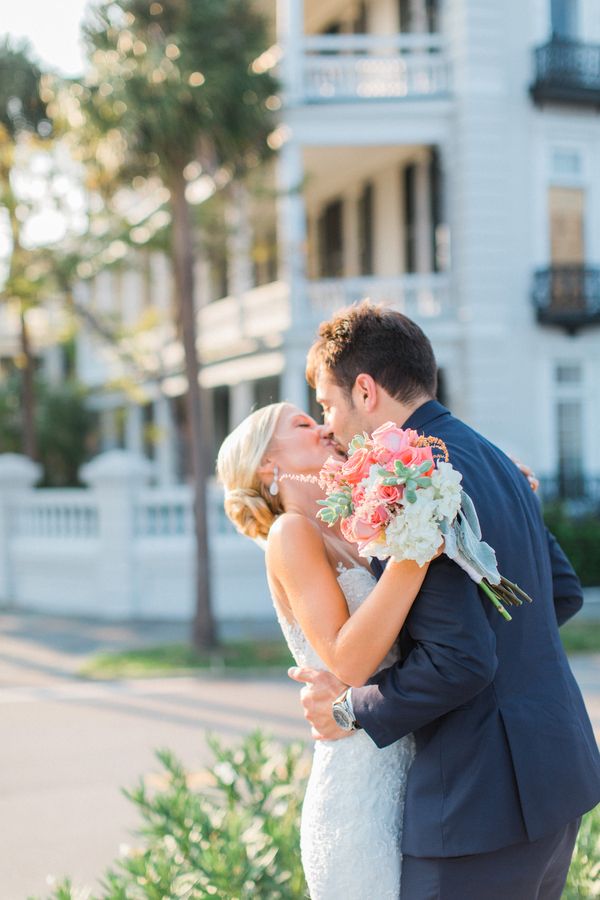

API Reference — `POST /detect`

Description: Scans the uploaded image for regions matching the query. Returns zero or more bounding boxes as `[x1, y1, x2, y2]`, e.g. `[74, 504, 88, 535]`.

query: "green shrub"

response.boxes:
[44, 732, 308, 899]
[563, 804, 600, 898]
[544, 504, 600, 587]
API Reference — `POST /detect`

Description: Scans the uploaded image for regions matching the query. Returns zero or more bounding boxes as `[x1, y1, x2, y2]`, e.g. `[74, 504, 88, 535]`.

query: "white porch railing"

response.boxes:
[301, 34, 450, 102]
[307, 273, 451, 321]
[0, 452, 269, 623]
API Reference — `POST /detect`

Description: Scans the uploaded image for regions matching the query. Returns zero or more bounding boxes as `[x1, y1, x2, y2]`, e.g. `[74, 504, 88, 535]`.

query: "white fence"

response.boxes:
[0, 451, 271, 623]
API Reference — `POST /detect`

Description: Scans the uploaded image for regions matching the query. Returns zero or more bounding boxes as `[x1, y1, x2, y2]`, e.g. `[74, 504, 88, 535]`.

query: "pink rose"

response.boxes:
[342, 447, 375, 485]
[376, 484, 402, 504]
[341, 515, 385, 548]
[371, 422, 408, 453]
[352, 486, 367, 506]
[397, 445, 435, 475]
[373, 445, 394, 466]
[368, 504, 390, 527]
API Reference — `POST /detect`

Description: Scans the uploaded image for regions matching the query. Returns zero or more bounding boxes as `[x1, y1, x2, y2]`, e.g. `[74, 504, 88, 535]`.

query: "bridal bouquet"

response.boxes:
[317, 422, 532, 621]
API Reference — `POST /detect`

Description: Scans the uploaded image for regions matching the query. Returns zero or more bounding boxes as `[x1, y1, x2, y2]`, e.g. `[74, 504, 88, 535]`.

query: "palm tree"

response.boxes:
[75, 0, 277, 648]
[0, 38, 53, 460]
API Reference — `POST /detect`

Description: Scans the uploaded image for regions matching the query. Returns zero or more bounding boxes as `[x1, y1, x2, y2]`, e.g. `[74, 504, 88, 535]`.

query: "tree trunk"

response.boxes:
[168, 167, 217, 650]
[20, 307, 37, 460]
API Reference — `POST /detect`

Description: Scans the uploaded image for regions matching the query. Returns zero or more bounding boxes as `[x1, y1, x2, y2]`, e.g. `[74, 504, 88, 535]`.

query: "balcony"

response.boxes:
[530, 39, 600, 108]
[300, 34, 450, 104]
[307, 273, 451, 323]
[532, 266, 600, 333]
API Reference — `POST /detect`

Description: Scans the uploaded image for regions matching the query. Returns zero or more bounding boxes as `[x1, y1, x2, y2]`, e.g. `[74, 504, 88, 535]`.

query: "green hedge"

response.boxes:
[544, 505, 600, 588]
[42, 733, 599, 899]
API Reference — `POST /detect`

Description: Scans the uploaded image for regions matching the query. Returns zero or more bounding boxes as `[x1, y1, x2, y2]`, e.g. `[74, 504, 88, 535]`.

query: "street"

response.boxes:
[1, 612, 599, 899]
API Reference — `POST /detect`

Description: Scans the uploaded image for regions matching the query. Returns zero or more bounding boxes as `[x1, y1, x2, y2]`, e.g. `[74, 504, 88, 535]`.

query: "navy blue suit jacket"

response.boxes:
[352, 400, 600, 858]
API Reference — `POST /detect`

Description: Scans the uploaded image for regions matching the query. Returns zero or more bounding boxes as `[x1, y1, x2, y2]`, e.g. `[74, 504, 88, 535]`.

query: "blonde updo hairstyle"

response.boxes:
[217, 402, 290, 542]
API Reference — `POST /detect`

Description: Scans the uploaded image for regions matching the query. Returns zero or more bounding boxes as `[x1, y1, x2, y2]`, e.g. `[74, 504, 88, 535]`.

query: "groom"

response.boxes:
[288, 302, 600, 899]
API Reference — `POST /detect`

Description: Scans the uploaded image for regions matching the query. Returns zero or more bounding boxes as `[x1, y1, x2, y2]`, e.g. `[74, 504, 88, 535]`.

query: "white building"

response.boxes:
[77, 0, 600, 501]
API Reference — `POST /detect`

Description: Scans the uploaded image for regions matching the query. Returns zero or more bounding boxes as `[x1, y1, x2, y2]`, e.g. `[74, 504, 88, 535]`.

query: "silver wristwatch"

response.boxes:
[332, 687, 360, 731]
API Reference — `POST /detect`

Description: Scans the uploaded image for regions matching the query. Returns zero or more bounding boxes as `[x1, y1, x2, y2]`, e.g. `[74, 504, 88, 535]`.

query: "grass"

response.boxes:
[81, 621, 600, 680]
[561, 622, 600, 655]
[81, 639, 294, 680]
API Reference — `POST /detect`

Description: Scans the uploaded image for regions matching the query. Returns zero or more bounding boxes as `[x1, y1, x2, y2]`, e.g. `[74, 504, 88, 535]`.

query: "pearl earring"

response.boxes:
[269, 465, 280, 496]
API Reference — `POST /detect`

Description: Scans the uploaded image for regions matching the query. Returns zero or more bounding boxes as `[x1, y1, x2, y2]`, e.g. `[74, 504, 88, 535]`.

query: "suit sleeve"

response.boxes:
[351, 557, 498, 749]
[546, 528, 583, 627]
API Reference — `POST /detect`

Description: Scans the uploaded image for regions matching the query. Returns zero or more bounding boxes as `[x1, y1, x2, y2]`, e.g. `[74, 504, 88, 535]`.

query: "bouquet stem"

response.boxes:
[479, 580, 512, 622]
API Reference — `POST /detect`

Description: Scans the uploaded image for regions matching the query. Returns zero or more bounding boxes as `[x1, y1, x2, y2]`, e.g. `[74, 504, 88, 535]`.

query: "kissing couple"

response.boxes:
[217, 302, 600, 900]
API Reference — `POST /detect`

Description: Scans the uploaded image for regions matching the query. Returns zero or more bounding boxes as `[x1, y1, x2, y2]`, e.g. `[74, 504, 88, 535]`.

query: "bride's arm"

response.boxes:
[266, 512, 429, 687]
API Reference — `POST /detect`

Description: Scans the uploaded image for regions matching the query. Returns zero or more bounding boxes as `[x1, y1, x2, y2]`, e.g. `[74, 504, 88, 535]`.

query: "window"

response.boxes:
[212, 385, 231, 460]
[403, 163, 417, 274]
[548, 186, 585, 264]
[551, 148, 582, 179]
[318, 200, 344, 278]
[556, 399, 584, 497]
[254, 376, 280, 410]
[555, 363, 582, 385]
[358, 183, 374, 276]
[551, 0, 578, 40]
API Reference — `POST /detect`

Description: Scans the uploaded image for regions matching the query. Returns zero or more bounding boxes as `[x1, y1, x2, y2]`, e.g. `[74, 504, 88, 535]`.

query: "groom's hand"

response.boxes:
[288, 666, 351, 741]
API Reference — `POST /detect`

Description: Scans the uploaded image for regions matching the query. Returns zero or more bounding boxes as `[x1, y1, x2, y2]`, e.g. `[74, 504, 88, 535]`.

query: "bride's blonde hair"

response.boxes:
[217, 402, 290, 541]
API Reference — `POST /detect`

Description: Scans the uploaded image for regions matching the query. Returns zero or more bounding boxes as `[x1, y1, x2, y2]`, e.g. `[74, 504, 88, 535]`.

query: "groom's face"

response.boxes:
[315, 369, 370, 449]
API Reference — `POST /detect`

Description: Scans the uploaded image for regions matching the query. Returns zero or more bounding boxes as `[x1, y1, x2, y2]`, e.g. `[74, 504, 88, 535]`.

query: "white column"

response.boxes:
[154, 395, 177, 484]
[100, 407, 119, 451]
[125, 404, 144, 457]
[231, 381, 254, 427]
[227, 183, 254, 298]
[0, 455, 41, 603]
[410, 0, 428, 32]
[277, 0, 304, 105]
[415, 152, 434, 273]
[278, 138, 310, 410]
[82, 450, 152, 618]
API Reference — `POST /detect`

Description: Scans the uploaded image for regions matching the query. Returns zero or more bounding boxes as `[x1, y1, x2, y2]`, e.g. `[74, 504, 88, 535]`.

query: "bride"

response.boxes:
[217, 401, 536, 898]
[218, 400, 432, 899]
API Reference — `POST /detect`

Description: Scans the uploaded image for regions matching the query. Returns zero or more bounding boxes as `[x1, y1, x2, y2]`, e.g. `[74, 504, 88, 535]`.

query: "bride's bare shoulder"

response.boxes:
[267, 513, 326, 567]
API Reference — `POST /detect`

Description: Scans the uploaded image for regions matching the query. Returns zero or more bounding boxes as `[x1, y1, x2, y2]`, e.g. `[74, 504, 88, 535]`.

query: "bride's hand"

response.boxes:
[288, 666, 353, 741]
[509, 455, 540, 492]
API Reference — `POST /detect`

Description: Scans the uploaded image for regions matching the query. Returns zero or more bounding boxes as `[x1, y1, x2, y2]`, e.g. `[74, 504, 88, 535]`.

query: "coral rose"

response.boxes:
[342, 447, 375, 485]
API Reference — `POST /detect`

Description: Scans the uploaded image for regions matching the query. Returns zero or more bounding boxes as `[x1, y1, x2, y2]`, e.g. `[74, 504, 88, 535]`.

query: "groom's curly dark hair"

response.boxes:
[306, 301, 438, 404]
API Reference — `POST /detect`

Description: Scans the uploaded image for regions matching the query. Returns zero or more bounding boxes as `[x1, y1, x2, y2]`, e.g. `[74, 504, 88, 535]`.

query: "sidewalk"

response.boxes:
[0, 607, 598, 741]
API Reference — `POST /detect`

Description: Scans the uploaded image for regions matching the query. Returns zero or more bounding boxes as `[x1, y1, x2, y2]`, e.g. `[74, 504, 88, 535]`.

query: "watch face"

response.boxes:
[332, 704, 353, 730]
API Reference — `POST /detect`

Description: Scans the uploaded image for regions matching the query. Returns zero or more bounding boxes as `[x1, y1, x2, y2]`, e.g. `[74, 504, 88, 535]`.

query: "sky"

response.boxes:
[2, 0, 91, 76]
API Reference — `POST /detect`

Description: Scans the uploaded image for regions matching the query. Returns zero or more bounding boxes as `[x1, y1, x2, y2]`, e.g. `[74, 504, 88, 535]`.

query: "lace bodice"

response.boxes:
[274, 563, 401, 673]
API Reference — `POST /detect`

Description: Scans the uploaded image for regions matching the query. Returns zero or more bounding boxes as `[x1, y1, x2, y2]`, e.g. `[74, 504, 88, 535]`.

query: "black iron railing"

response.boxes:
[531, 39, 600, 107]
[532, 266, 600, 332]
[539, 475, 600, 507]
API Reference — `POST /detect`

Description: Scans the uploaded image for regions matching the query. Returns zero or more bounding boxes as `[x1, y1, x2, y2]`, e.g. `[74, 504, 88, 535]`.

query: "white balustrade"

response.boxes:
[15, 491, 98, 538]
[301, 34, 450, 103]
[0, 452, 268, 622]
[307, 273, 451, 321]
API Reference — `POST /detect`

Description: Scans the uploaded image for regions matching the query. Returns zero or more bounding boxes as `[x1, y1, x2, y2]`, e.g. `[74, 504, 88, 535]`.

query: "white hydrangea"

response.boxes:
[431, 461, 463, 522]
[366, 488, 442, 566]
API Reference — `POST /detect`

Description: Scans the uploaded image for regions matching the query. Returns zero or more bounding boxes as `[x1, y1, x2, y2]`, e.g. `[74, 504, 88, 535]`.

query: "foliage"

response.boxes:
[81, 639, 293, 680]
[0, 373, 96, 485]
[544, 504, 600, 587]
[560, 622, 600, 655]
[43, 731, 308, 900]
[563, 804, 600, 899]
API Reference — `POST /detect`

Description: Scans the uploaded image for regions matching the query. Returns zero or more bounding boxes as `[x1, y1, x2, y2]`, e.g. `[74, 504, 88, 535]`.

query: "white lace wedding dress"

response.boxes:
[274, 563, 415, 900]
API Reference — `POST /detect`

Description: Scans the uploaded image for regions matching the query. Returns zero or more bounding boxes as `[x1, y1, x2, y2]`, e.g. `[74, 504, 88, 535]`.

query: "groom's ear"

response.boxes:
[352, 373, 378, 412]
